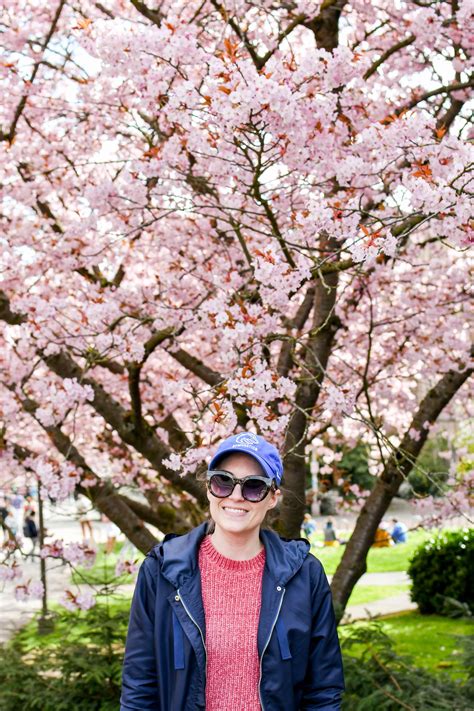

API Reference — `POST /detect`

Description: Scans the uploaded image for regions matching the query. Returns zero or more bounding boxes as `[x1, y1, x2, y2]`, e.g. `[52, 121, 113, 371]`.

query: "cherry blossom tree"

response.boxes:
[0, 0, 472, 616]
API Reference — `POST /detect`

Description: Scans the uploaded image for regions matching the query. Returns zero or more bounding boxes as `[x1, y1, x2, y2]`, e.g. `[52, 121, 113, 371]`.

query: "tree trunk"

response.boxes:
[94, 486, 158, 554]
[280, 254, 340, 537]
[330, 353, 473, 621]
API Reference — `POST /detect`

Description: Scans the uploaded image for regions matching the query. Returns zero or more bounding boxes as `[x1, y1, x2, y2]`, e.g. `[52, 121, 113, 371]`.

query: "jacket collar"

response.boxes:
[157, 522, 208, 588]
[261, 529, 310, 586]
[152, 522, 310, 589]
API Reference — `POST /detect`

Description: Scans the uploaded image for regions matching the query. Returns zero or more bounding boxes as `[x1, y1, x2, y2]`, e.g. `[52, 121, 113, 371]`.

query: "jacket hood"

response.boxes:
[148, 522, 310, 588]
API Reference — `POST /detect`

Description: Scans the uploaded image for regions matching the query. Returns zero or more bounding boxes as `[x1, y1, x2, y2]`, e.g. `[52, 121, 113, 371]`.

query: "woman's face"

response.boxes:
[207, 452, 280, 537]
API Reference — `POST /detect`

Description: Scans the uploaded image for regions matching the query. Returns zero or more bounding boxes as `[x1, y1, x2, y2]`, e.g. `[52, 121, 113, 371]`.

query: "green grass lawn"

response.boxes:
[312, 528, 432, 575]
[346, 584, 409, 607]
[341, 611, 474, 680]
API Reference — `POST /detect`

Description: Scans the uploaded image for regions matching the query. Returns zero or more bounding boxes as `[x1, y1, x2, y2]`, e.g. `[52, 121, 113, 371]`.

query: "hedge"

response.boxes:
[407, 528, 474, 615]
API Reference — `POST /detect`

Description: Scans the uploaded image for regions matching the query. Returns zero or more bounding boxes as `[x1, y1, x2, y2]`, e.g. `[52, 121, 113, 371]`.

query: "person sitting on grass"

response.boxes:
[372, 521, 392, 548]
[391, 518, 408, 544]
[302, 512, 317, 541]
[323, 520, 338, 546]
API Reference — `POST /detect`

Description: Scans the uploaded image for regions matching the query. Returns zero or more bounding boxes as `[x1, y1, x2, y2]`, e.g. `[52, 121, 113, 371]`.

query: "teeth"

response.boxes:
[223, 507, 248, 513]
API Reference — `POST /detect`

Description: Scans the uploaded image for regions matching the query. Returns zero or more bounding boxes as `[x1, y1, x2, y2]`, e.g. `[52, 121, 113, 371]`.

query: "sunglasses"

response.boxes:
[205, 470, 275, 503]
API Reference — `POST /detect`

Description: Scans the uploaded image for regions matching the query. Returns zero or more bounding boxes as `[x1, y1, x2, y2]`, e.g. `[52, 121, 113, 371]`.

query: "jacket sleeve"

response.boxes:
[120, 556, 160, 710]
[300, 557, 345, 710]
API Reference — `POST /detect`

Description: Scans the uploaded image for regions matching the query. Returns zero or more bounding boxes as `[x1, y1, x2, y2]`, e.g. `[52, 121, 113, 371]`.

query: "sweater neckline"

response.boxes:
[199, 535, 265, 571]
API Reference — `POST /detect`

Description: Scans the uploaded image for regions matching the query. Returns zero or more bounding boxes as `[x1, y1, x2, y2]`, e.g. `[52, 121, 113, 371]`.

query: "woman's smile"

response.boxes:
[221, 505, 249, 517]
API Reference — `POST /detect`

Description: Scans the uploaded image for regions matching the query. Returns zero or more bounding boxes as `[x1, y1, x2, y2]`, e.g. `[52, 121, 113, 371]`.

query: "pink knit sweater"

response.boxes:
[198, 535, 265, 711]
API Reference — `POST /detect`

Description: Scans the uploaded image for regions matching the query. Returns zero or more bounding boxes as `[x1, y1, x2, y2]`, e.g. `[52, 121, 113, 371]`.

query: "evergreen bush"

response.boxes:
[341, 624, 473, 710]
[0, 601, 129, 711]
[407, 528, 474, 615]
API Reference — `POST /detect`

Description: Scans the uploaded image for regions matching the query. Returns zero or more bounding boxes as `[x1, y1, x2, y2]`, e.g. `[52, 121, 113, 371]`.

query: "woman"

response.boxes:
[77, 494, 95, 544]
[120, 432, 344, 710]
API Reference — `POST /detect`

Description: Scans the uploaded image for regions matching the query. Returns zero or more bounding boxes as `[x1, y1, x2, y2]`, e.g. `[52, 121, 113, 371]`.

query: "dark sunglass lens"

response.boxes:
[209, 473, 234, 497]
[242, 478, 268, 502]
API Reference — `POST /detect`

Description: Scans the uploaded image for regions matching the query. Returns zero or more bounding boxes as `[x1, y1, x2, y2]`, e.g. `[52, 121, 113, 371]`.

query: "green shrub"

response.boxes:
[0, 600, 129, 711]
[338, 443, 374, 492]
[407, 528, 474, 615]
[342, 624, 474, 710]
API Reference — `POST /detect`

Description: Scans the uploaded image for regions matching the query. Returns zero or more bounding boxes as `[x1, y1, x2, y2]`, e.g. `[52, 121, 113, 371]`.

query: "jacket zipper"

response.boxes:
[176, 588, 207, 680]
[258, 587, 286, 711]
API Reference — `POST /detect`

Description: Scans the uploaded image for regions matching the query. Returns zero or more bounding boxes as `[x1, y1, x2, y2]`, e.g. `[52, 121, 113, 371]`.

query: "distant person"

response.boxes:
[302, 513, 317, 540]
[77, 495, 95, 544]
[0, 498, 8, 523]
[372, 521, 391, 547]
[10, 488, 24, 533]
[102, 514, 120, 554]
[391, 518, 408, 544]
[27, 482, 38, 499]
[24, 494, 35, 518]
[4, 507, 19, 545]
[324, 520, 338, 546]
[23, 511, 39, 559]
[0, 499, 10, 543]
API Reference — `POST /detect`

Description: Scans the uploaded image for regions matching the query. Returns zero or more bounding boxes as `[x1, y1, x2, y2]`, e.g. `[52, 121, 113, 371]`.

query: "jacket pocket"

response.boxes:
[172, 609, 185, 670]
[276, 616, 292, 661]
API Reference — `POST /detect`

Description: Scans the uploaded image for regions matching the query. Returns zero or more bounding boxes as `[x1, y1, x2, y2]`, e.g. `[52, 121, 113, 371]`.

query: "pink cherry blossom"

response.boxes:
[60, 589, 96, 612]
[0, 1, 472, 605]
[115, 559, 139, 577]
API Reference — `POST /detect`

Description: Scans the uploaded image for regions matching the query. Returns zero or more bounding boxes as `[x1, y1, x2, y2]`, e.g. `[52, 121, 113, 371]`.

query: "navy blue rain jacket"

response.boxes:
[120, 523, 344, 710]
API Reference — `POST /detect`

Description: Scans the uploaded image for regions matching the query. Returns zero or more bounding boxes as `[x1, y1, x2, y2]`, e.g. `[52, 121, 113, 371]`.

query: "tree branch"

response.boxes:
[0, 291, 27, 325]
[0, 0, 67, 143]
[119, 493, 193, 534]
[128, 364, 143, 431]
[129, 0, 164, 26]
[7, 416, 159, 553]
[277, 285, 316, 377]
[209, 0, 267, 69]
[363, 35, 415, 80]
[303, 0, 348, 51]
[280, 238, 342, 536]
[436, 97, 465, 132]
[143, 325, 182, 359]
[170, 348, 223, 387]
[330, 344, 474, 619]
[0, 290, 215, 497]
[385, 78, 474, 122]
[41, 349, 207, 504]
[11, 403, 197, 540]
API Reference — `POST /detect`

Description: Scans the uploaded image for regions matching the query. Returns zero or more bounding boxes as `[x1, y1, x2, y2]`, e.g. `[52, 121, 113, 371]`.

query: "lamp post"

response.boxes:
[310, 452, 319, 517]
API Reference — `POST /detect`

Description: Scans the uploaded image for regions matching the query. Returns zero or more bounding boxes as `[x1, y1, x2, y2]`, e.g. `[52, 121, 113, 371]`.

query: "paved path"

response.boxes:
[342, 593, 416, 623]
[358, 571, 410, 585]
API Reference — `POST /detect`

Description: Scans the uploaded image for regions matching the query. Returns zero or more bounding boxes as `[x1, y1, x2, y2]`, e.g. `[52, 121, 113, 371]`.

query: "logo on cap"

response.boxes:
[234, 432, 259, 449]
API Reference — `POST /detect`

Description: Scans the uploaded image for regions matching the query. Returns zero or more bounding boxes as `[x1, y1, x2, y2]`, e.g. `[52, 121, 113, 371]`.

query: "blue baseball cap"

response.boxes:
[209, 432, 283, 486]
